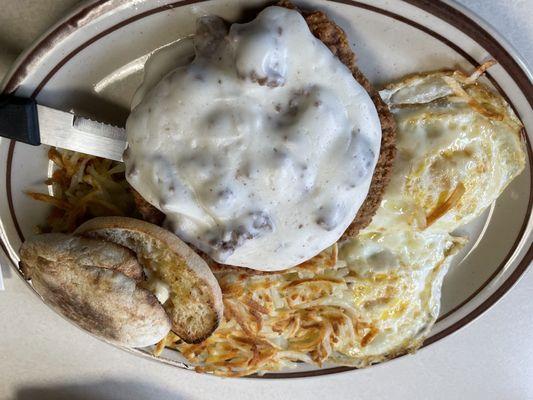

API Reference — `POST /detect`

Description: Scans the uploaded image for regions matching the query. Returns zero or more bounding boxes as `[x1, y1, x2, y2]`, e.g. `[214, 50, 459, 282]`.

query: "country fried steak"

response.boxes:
[133, 2, 397, 272]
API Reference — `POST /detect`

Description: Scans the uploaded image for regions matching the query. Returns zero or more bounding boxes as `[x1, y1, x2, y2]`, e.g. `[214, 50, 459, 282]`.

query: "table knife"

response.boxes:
[0, 95, 127, 161]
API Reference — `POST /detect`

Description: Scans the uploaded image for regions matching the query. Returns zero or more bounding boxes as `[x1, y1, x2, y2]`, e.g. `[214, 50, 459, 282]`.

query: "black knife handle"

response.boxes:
[0, 95, 41, 145]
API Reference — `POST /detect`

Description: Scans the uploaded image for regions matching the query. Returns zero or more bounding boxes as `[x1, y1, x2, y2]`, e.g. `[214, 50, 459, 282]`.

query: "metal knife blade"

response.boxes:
[37, 105, 127, 161]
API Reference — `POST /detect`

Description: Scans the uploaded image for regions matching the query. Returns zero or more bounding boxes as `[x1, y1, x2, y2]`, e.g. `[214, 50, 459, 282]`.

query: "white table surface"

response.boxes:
[1, 1, 532, 399]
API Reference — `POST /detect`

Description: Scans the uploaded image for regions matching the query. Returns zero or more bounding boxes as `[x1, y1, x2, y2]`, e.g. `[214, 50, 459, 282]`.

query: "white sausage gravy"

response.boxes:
[125, 6, 381, 271]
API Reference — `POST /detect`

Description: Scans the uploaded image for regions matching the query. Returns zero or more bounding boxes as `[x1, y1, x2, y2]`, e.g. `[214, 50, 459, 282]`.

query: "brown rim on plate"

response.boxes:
[1, 0, 532, 378]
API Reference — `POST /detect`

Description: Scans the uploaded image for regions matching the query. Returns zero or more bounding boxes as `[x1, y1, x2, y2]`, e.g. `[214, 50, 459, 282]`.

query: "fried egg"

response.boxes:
[157, 65, 525, 376]
[332, 230, 465, 365]
[375, 67, 526, 233]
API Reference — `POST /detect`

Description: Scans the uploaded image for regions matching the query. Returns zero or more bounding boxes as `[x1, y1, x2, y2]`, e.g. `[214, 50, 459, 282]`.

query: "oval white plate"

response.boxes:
[1, 0, 532, 378]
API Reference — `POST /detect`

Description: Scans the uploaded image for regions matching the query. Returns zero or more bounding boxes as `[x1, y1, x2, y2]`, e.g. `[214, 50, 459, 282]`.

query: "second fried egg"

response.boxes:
[375, 69, 525, 234]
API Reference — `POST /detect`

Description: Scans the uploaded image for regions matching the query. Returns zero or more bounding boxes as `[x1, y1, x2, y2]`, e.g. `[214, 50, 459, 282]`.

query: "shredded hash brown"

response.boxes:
[27, 148, 135, 233]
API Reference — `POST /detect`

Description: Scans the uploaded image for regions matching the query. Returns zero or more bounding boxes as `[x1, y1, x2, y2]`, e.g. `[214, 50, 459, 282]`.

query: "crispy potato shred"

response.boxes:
[27, 148, 135, 233]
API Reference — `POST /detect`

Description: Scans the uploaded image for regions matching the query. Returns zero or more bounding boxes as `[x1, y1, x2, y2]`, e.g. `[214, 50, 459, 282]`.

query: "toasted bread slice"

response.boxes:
[19, 234, 171, 347]
[75, 217, 223, 343]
